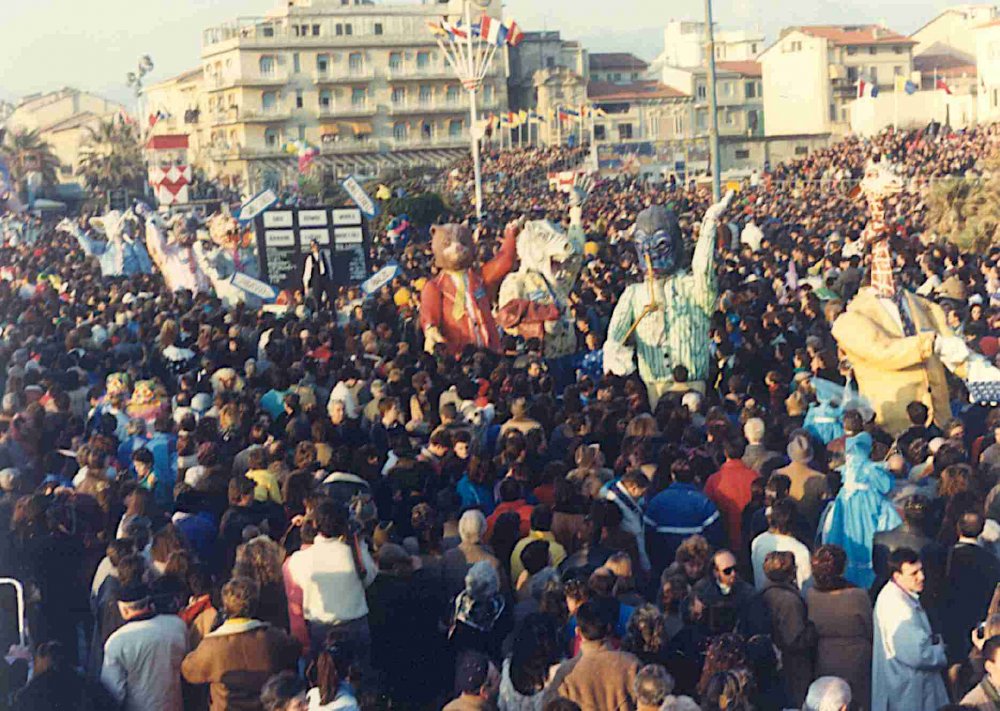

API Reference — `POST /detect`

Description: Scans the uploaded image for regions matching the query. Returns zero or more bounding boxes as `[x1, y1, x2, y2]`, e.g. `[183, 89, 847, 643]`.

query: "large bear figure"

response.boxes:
[420, 221, 518, 356]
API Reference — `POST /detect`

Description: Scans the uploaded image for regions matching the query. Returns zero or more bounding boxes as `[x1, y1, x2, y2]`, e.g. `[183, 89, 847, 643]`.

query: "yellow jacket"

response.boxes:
[510, 530, 567, 584]
[832, 288, 958, 436]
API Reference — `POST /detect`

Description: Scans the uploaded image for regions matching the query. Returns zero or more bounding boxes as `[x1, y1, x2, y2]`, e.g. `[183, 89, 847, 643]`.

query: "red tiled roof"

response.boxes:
[977, 18, 1000, 28]
[792, 25, 917, 46]
[587, 81, 687, 101]
[914, 53, 978, 77]
[588, 53, 649, 71]
[716, 61, 762, 77]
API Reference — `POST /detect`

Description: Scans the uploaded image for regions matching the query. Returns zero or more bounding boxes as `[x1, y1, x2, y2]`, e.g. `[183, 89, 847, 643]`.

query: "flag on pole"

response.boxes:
[148, 110, 170, 128]
[517, 109, 528, 124]
[894, 76, 918, 94]
[441, 18, 467, 39]
[478, 15, 503, 45]
[856, 79, 878, 98]
[594, 107, 608, 117]
[503, 20, 524, 47]
[426, 20, 449, 37]
[936, 78, 952, 95]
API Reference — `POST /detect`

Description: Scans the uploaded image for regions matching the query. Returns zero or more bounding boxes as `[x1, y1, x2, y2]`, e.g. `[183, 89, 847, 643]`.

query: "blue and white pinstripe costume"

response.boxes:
[603, 193, 733, 405]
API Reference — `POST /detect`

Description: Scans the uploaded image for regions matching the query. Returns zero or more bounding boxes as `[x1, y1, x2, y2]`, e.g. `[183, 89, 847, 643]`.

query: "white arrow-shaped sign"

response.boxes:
[238, 189, 278, 224]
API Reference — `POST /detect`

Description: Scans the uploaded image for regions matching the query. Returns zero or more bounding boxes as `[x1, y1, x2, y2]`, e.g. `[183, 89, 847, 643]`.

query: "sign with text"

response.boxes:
[238, 188, 277, 224]
[254, 205, 370, 291]
[341, 175, 379, 219]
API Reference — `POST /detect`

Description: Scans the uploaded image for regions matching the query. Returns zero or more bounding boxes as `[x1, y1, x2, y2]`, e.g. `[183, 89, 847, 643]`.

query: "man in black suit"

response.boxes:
[302, 239, 332, 307]
[872, 495, 946, 604]
[944, 510, 1000, 663]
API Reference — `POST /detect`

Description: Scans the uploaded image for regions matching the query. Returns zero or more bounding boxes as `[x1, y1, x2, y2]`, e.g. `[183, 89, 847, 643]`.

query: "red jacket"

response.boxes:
[704, 459, 760, 549]
[486, 499, 533, 542]
[420, 232, 516, 356]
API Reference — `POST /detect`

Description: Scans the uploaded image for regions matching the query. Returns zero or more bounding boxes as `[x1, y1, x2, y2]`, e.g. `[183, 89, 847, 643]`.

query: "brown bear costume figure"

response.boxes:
[420, 221, 519, 356]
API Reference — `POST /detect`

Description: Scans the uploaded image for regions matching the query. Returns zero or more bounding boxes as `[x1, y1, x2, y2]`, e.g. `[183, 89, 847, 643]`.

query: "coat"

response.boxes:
[102, 614, 189, 711]
[944, 542, 1000, 663]
[871, 580, 949, 711]
[420, 231, 516, 356]
[180, 619, 300, 711]
[832, 288, 957, 435]
[774, 461, 829, 529]
[544, 641, 640, 711]
[704, 459, 760, 550]
[755, 581, 816, 706]
[808, 585, 873, 710]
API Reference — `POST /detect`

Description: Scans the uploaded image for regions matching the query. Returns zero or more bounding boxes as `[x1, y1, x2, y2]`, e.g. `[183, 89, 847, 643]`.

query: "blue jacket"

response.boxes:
[456, 475, 496, 516]
[644, 482, 725, 578]
[146, 432, 177, 508]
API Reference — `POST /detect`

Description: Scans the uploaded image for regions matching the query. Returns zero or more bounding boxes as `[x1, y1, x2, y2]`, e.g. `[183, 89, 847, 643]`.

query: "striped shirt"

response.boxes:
[605, 216, 717, 382]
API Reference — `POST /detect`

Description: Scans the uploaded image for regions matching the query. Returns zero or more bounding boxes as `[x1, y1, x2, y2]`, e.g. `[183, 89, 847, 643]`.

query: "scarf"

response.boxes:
[982, 678, 1000, 710]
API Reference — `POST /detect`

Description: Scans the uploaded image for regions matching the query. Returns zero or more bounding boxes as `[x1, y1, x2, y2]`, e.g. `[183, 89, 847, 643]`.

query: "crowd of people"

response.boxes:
[0, 124, 999, 711]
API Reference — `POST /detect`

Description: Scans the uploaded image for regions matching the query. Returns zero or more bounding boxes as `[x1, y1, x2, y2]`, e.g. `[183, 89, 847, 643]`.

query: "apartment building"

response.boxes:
[650, 20, 763, 71]
[5, 88, 124, 185]
[143, 68, 208, 164]
[588, 53, 649, 84]
[760, 24, 915, 136]
[507, 31, 588, 112]
[196, 0, 507, 191]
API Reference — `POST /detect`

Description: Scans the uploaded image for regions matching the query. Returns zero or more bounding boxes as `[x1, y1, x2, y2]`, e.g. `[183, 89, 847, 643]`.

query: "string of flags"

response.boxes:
[427, 14, 524, 47]
[857, 76, 953, 99]
[148, 110, 171, 128]
[477, 104, 607, 132]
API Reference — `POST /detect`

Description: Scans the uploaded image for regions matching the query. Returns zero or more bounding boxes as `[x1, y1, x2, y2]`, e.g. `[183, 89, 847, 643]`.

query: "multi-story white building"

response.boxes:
[650, 20, 764, 71]
[144, 68, 208, 164]
[195, 0, 508, 191]
[760, 24, 915, 136]
[913, 4, 996, 61]
[976, 19, 1000, 122]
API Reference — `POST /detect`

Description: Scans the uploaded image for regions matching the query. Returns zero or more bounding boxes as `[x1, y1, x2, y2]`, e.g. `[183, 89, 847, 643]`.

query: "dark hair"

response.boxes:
[722, 438, 745, 460]
[131, 447, 154, 467]
[575, 600, 611, 641]
[519, 539, 550, 576]
[260, 671, 307, 711]
[843, 410, 864, 435]
[530, 504, 553, 532]
[888, 547, 920, 577]
[509, 614, 561, 696]
[765, 473, 791, 498]
[959, 510, 986, 539]
[498, 478, 522, 503]
[313, 499, 349, 539]
[811, 544, 849, 591]
[313, 640, 353, 705]
[767, 497, 795, 534]
[907, 401, 929, 426]
[763, 550, 796, 584]
[984, 635, 1000, 665]
[542, 699, 582, 711]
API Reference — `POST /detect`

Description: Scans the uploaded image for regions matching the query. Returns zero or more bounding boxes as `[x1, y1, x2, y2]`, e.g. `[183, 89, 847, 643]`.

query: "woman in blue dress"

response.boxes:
[822, 432, 902, 588]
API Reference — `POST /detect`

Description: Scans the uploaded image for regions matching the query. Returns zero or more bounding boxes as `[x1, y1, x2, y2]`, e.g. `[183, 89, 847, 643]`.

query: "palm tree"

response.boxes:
[0, 128, 59, 199]
[925, 157, 1000, 253]
[77, 118, 146, 204]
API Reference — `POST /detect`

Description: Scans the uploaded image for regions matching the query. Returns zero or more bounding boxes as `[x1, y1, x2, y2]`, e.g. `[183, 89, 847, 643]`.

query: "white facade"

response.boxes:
[977, 22, 1000, 122]
[659, 64, 764, 138]
[761, 26, 915, 136]
[198, 0, 508, 190]
[850, 91, 976, 135]
[913, 5, 996, 61]
[655, 20, 764, 70]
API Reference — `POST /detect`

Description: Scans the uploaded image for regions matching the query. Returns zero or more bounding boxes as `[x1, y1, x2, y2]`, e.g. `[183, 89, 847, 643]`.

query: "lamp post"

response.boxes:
[126, 55, 155, 204]
[703, 0, 722, 201]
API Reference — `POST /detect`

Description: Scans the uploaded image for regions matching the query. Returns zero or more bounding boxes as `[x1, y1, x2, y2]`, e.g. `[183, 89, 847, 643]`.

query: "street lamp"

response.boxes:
[704, 0, 722, 201]
[126, 55, 155, 98]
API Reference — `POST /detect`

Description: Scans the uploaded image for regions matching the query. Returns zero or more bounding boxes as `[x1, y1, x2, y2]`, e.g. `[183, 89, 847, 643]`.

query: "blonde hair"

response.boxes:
[233, 536, 285, 586]
[158, 319, 178, 350]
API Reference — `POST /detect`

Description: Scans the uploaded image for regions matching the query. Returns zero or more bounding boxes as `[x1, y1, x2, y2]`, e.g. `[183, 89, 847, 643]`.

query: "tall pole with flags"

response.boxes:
[429, 3, 522, 219]
[704, 0, 722, 201]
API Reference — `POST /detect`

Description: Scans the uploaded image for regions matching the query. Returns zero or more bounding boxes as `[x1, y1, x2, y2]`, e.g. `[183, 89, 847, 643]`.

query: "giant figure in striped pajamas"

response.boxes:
[603, 192, 733, 409]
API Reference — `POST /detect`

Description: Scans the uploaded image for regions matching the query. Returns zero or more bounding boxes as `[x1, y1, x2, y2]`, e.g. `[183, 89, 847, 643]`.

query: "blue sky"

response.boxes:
[0, 0, 962, 107]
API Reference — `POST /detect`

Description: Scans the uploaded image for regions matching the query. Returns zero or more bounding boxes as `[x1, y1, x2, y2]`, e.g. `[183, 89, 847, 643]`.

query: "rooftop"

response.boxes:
[588, 80, 687, 102]
[41, 111, 102, 133]
[715, 60, 762, 77]
[589, 53, 649, 71]
[785, 24, 916, 46]
[914, 53, 977, 77]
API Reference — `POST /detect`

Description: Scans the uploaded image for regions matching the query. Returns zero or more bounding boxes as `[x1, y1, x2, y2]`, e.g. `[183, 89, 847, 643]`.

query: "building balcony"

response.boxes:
[385, 135, 471, 150]
[241, 108, 292, 122]
[203, 23, 439, 53]
[386, 66, 454, 81]
[388, 100, 466, 115]
[206, 71, 288, 92]
[314, 68, 375, 84]
[320, 137, 376, 154]
[318, 102, 377, 118]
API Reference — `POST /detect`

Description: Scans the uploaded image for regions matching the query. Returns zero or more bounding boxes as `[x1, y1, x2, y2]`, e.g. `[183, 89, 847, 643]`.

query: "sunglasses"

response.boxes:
[719, 566, 737, 575]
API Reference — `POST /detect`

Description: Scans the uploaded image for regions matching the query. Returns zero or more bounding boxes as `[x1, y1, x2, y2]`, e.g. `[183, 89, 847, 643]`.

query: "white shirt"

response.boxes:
[102, 614, 188, 711]
[330, 381, 360, 420]
[286, 534, 376, 625]
[307, 685, 359, 710]
[750, 531, 813, 592]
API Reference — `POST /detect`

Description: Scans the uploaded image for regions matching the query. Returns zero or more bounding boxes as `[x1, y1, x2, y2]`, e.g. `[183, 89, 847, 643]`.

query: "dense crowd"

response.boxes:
[1, 125, 1000, 711]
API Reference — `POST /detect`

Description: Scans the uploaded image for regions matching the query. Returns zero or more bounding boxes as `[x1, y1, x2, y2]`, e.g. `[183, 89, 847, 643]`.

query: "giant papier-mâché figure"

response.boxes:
[58, 210, 153, 277]
[138, 204, 211, 294]
[420, 221, 518, 356]
[604, 191, 733, 409]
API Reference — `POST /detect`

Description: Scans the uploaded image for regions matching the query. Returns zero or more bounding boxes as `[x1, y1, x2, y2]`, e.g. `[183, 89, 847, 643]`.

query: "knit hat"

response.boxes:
[787, 433, 813, 463]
